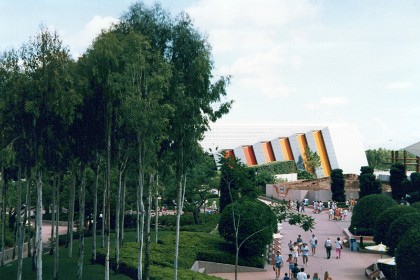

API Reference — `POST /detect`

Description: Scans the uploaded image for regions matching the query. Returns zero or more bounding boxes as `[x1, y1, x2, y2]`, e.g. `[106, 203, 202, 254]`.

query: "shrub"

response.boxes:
[218, 198, 277, 256]
[350, 194, 396, 235]
[358, 166, 381, 198]
[373, 205, 416, 244]
[387, 212, 420, 254]
[97, 231, 254, 279]
[248, 160, 297, 175]
[390, 163, 407, 199]
[330, 169, 345, 202]
[410, 201, 420, 210]
[396, 225, 420, 279]
[297, 170, 315, 180]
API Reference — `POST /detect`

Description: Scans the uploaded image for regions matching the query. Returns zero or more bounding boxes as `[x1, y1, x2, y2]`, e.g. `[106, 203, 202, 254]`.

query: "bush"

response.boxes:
[350, 194, 396, 235]
[396, 225, 420, 279]
[297, 170, 315, 180]
[330, 169, 345, 202]
[248, 160, 297, 176]
[218, 198, 277, 256]
[410, 201, 420, 210]
[387, 212, 420, 254]
[358, 166, 381, 198]
[97, 231, 253, 279]
[390, 163, 407, 199]
[373, 205, 416, 244]
[158, 213, 219, 233]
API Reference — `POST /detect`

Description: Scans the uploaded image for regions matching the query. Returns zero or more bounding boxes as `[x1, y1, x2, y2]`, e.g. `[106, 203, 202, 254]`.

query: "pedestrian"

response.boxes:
[296, 200, 301, 212]
[327, 200, 331, 209]
[286, 253, 294, 276]
[301, 200, 305, 212]
[292, 248, 298, 264]
[310, 234, 317, 255]
[297, 267, 308, 280]
[288, 240, 294, 252]
[272, 250, 283, 280]
[335, 237, 342, 259]
[324, 271, 333, 280]
[343, 209, 348, 221]
[325, 237, 332, 259]
[328, 208, 334, 220]
[283, 272, 291, 280]
[291, 263, 300, 279]
[301, 242, 309, 266]
[313, 272, 320, 280]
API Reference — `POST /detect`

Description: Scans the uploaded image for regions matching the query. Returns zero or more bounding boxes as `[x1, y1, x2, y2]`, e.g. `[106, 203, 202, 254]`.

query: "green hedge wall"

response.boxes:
[248, 160, 297, 175]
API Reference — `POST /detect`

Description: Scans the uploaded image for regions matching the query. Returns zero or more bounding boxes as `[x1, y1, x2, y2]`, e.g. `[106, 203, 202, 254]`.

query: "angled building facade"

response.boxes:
[201, 124, 368, 177]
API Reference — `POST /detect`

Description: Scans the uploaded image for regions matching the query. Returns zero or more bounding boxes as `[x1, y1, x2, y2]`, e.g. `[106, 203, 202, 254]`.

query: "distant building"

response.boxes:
[200, 124, 368, 177]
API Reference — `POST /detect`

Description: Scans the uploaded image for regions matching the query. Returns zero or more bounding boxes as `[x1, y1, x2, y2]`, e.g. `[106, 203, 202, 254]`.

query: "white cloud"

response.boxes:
[385, 82, 414, 90]
[62, 15, 119, 58]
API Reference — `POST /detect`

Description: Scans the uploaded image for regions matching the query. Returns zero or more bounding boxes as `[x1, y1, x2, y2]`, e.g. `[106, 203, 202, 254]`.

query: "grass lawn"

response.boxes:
[0, 231, 136, 280]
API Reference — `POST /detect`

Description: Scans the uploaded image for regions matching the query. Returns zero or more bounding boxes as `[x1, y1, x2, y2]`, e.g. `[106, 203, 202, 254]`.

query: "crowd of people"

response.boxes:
[273, 233, 340, 279]
[271, 198, 358, 280]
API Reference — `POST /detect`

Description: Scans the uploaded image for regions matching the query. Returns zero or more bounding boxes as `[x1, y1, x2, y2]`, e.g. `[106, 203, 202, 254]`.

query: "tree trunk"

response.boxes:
[121, 177, 126, 245]
[49, 178, 56, 255]
[77, 170, 86, 280]
[16, 167, 23, 280]
[145, 175, 154, 280]
[102, 172, 105, 249]
[137, 136, 145, 280]
[174, 173, 187, 280]
[27, 177, 32, 259]
[36, 171, 43, 280]
[68, 170, 76, 258]
[105, 120, 111, 280]
[92, 162, 100, 263]
[1, 166, 6, 267]
[54, 175, 60, 280]
[115, 166, 123, 274]
[154, 176, 159, 244]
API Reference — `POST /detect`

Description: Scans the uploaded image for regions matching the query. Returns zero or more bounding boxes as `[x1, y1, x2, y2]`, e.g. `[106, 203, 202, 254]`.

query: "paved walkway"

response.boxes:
[210, 209, 386, 280]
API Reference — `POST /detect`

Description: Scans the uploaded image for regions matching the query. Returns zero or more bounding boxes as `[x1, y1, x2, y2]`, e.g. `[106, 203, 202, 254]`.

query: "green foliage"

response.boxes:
[350, 194, 396, 235]
[373, 205, 416, 244]
[387, 212, 420, 255]
[410, 172, 420, 192]
[359, 166, 382, 198]
[396, 225, 420, 280]
[218, 199, 277, 256]
[248, 160, 297, 175]
[330, 169, 345, 202]
[218, 155, 259, 212]
[297, 170, 316, 180]
[365, 148, 392, 170]
[390, 162, 407, 199]
[304, 147, 321, 176]
[159, 213, 219, 233]
[410, 201, 420, 210]
[270, 200, 315, 232]
[97, 231, 234, 279]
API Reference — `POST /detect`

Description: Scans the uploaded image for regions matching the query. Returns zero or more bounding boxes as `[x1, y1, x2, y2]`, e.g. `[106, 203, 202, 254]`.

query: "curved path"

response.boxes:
[210, 208, 387, 280]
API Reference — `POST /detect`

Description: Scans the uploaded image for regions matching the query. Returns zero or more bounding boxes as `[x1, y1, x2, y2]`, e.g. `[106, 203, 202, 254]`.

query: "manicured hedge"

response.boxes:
[159, 213, 219, 233]
[350, 194, 396, 235]
[97, 231, 229, 279]
[373, 205, 416, 244]
[396, 225, 420, 279]
[248, 160, 297, 175]
[387, 212, 420, 254]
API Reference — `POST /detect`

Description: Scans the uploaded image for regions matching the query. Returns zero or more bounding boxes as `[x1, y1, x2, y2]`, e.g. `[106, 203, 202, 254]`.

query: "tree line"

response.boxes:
[0, 2, 232, 280]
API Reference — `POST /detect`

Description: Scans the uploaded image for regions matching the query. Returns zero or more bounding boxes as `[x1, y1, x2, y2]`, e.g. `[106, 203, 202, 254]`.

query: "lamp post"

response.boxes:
[354, 227, 357, 236]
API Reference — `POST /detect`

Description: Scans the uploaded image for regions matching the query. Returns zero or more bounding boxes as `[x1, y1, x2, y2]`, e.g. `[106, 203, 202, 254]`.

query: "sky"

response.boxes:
[1, 0, 419, 150]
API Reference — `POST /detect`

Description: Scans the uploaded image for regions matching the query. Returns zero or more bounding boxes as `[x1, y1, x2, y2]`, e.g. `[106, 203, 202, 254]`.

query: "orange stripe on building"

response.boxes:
[313, 130, 332, 176]
[296, 134, 309, 170]
[262, 142, 276, 162]
[280, 138, 294, 161]
[224, 149, 235, 159]
[243, 146, 257, 166]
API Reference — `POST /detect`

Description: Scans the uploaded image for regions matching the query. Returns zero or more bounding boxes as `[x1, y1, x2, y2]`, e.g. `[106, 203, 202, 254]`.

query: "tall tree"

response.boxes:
[304, 147, 321, 177]
[390, 162, 407, 200]
[330, 169, 345, 202]
[358, 166, 382, 198]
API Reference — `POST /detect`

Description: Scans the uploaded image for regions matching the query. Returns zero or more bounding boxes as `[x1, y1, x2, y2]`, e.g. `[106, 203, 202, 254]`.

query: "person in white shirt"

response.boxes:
[335, 237, 342, 259]
[297, 267, 308, 280]
[310, 234, 317, 255]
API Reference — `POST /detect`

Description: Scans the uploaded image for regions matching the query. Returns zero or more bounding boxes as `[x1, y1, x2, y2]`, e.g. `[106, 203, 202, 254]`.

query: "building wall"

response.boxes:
[204, 124, 367, 176]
